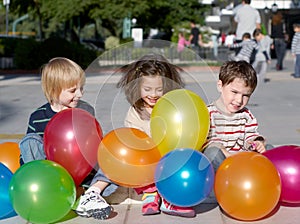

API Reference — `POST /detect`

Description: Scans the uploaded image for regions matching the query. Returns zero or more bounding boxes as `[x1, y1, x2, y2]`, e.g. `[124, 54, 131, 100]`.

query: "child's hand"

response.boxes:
[247, 140, 266, 153]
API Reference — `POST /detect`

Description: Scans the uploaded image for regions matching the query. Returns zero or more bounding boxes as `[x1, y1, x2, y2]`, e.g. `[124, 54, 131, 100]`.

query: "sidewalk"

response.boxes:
[1, 51, 300, 223]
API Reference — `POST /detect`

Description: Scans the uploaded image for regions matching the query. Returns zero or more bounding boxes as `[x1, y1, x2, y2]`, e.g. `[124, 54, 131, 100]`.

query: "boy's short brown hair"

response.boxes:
[219, 61, 257, 93]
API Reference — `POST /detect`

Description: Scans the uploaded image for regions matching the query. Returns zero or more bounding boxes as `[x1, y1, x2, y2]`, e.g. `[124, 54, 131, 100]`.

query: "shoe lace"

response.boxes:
[80, 191, 102, 205]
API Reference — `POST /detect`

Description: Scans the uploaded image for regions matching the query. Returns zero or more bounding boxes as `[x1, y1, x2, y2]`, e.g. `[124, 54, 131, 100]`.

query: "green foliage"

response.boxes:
[14, 38, 42, 69]
[105, 36, 120, 50]
[171, 21, 192, 43]
[12, 37, 97, 70]
[9, 0, 210, 42]
[120, 37, 134, 45]
[0, 37, 20, 57]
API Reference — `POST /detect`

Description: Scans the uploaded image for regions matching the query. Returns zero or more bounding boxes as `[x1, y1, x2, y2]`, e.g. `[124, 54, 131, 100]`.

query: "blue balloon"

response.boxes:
[0, 163, 16, 220]
[155, 148, 214, 207]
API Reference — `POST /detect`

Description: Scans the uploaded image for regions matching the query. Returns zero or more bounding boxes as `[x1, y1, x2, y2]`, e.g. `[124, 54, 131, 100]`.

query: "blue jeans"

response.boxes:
[295, 54, 300, 78]
[90, 168, 119, 197]
[19, 133, 45, 164]
[274, 39, 286, 69]
[203, 146, 226, 173]
[202, 146, 226, 203]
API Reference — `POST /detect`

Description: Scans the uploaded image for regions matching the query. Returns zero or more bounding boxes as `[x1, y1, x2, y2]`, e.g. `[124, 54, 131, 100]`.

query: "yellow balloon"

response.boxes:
[150, 89, 209, 156]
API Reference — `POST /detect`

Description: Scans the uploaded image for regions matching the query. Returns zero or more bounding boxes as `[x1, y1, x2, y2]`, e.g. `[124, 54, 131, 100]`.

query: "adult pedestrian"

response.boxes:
[271, 11, 287, 71]
[189, 21, 202, 57]
[234, 0, 261, 42]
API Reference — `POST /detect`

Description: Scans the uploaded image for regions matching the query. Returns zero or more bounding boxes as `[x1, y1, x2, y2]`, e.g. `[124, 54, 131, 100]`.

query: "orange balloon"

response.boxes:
[215, 152, 281, 221]
[98, 128, 161, 187]
[0, 142, 21, 173]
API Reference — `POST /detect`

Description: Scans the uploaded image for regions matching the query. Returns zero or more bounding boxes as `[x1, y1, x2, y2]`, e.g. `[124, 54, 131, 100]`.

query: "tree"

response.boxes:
[10, 0, 44, 40]
[10, 0, 209, 41]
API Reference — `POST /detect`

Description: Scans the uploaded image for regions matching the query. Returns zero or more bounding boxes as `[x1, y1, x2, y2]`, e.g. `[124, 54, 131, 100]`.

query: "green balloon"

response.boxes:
[9, 160, 76, 224]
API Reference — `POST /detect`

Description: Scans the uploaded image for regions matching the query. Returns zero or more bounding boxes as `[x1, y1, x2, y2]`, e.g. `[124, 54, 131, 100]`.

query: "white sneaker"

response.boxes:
[74, 190, 112, 220]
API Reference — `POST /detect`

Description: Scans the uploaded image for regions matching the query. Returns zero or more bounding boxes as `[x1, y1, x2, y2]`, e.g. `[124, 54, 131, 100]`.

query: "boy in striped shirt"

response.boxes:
[203, 61, 272, 174]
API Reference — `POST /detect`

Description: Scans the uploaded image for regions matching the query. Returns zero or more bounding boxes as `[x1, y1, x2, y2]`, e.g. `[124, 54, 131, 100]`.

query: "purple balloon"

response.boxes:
[263, 145, 300, 204]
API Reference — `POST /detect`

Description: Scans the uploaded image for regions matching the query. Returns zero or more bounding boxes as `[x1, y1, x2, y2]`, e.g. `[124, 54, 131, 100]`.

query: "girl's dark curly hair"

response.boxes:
[117, 53, 185, 117]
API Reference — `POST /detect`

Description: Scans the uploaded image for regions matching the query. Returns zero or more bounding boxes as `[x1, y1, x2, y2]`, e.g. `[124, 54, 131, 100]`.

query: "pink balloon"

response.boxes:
[263, 145, 300, 204]
[44, 108, 103, 186]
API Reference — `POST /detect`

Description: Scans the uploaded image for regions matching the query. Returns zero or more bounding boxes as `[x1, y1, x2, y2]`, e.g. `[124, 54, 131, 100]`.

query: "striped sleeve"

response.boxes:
[291, 33, 300, 55]
[26, 103, 54, 137]
[203, 103, 261, 152]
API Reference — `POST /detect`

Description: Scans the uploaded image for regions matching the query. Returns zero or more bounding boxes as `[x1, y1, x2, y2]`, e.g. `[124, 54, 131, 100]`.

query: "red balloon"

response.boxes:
[263, 145, 300, 204]
[44, 108, 103, 186]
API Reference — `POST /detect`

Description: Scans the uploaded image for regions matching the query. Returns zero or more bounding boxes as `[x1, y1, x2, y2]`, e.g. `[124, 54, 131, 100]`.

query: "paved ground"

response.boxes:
[0, 50, 300, 223]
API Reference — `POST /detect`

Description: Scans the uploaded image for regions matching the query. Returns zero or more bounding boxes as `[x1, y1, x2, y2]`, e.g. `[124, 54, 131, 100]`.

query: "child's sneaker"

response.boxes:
[142, 191, 161, 215]
[74, 190, 112, 220]
[160, 198, 196, 218]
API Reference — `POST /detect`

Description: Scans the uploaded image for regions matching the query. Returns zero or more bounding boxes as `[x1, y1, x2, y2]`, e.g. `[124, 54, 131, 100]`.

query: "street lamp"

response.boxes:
[131, 18, 137, 27]
[3, 0, 10, 36]
[271, 2, 278, 13]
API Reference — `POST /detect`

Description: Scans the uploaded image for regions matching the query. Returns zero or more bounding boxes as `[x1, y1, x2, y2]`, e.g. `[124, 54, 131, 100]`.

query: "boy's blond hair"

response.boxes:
[41, 57, 85, 104]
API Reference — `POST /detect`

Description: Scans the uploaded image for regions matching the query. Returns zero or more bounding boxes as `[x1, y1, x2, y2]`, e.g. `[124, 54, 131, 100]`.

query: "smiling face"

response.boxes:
[217, 78, 252, 114]
[140, 75, 163, 108]
[51, 83, 83, 111]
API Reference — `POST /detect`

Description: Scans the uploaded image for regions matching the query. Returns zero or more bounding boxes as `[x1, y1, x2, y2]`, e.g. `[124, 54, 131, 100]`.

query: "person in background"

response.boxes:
[291, 23, 300, 78]
[189, 20, 202, 57]
[271, 11, 287, 71]
[228, 32, 258, 64]
[252, 28, 273, 83]
[177, 32, 189, 61]
[117, 53, 196, 218]
[234, 0, 261, 43]
[225, 31, 236, 46]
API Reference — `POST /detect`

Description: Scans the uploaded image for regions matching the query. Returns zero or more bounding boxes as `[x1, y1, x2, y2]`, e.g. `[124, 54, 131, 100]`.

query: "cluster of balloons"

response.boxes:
[98, 89, 213, 206]
[0, 108, 104, 223]
[3, 89, 298, 223]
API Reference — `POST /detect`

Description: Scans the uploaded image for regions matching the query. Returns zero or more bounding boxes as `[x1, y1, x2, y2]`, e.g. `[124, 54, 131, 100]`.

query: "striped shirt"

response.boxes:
[231, 39, 258, 63]
[26, 100, 95, 137]
[291, 32, 300, 55]
[203, 102, 262, 153]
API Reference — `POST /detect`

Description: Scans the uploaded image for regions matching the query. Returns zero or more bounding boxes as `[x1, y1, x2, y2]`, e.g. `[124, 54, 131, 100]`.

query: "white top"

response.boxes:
[255, 35, 273, 61]
[124, 106, 151, 136]
[234, 4, 261, 40]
